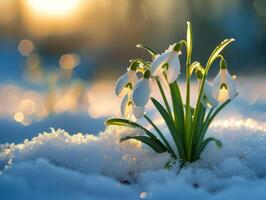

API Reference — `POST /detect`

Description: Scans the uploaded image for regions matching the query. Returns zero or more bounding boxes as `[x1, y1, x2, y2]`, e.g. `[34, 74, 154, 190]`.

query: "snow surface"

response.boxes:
[1, 122, 266, 200]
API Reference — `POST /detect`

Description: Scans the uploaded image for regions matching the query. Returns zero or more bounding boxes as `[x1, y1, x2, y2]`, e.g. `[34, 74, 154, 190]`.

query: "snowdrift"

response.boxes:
[1, 120, 266, 200]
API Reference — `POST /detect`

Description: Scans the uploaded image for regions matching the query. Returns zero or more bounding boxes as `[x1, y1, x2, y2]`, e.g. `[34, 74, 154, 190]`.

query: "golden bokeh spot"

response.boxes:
[18, 99, 36, 115]
[18, 39, 34, 56]
[14, 112, 24, 122]
[59, 53, 80, 70]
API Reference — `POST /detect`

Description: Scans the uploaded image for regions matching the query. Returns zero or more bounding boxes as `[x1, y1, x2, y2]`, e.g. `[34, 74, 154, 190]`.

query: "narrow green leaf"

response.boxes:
[136, 44, 157, 59]
[186, 21, 193, 64]
[192, 137, 222, 161]
[191, 104, 206, 154]
[200, 137, 222, 151]
[144, 114, 176, 157]
[200, 98, 233, 140]
[183, 104, 195, 114]
[120, 135, 167, 153]
[156, 77, 172, 117]
[105, 118, 157, 140]
[169, 82, 185, 144]
[151, 97, 185, 158]
[206, 38, 235, 72]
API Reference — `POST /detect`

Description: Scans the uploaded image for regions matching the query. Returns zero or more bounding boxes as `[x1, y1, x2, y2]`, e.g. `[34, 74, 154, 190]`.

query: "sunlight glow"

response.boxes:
[25, 0, 82, 18]
[211, 118, 266, 133]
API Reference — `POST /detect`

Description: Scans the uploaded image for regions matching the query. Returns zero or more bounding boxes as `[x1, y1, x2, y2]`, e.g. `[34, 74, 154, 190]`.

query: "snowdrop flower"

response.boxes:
[197, 70, 218, 108]
[132, 71, 151, 107]
[115, 68, 137, 97]
[201, 81, 218, 108]
[212, 60, 237, 103]
[150, 44, 181, 84]
[121, 93, 144, 119]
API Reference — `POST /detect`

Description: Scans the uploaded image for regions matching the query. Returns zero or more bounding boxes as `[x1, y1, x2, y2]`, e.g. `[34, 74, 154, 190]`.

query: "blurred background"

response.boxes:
[0, 0, 265, 143]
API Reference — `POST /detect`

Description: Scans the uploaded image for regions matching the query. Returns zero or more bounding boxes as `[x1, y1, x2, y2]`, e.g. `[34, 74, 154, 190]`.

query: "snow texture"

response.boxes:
[1, 123, 266, 200]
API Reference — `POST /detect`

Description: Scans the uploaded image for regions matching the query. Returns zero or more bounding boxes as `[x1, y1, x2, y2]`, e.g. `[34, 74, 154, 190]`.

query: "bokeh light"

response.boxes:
[18, 39, 34, 56]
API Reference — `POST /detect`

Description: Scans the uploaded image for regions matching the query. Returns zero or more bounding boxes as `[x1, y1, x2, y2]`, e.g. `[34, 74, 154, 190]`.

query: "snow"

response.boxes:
[1, 121, 266, 199]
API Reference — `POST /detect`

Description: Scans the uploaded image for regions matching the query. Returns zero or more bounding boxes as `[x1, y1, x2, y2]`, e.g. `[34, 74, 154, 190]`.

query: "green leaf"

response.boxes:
[156, 77, 172, 116]
[151, 97, 185, 158]
[120, 135, 167, 153]
[200, 97, 233, 140]
[105, 118, 157, 140]
[186, 21, 193, 63]
[169, 82, 185, 144]
[206, 38, 235, 71]
[200, 137, 222, 151]
[144, 115, 176, 157]
[192, 137, 222, 161]
[183, 104, 195, 114]
[136, 44, 157, 59]
[191, 104, 206, 153]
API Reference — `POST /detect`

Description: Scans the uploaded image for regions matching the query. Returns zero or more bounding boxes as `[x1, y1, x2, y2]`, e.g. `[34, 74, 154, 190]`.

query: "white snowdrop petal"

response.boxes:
[226, 71, 237, 99]
[158, 73, 169, 90]
[166, 52, 181, 84]
[133, 106, 145, 119]
[127, 70, 138, 86]
[212, 69, 237, 103]
[120, 94, 129, 116]
[115, 73, 129, 97]
[201, 81, 218, 108]
[150, 51, 171, 77]
[212, 73, 222, 100]
[132, 79, 151, 107]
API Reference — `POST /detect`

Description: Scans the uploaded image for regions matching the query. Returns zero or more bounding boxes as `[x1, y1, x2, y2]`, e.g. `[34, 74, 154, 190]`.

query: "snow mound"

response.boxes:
[1, 122, 266, 199]
[0, 126, 169, 180]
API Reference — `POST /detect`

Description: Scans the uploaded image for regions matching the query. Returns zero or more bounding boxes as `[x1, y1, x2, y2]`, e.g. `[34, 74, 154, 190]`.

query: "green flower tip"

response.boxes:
[196, 70, 204, 80]
[173, 43, 182, 53]
[220, 59, 227, 70]
[143, 70, 150, 79]
[129, 61, 140, 71]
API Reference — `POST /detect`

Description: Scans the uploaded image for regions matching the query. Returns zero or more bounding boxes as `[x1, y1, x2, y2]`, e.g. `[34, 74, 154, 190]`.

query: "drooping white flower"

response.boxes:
[212, 68, 237, 103]
[132, 77, 151, 107]
[115, 69, 137, 97]
[132, 105, 145, 119]
[120, 93, 144, 119]
[200, 81, 218, 108]
[150, 44, 181, 84]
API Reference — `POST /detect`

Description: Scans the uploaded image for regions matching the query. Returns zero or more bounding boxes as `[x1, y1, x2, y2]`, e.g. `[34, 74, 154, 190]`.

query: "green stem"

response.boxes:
[155, 77, 172, 117]
[144, 114, 176, 158]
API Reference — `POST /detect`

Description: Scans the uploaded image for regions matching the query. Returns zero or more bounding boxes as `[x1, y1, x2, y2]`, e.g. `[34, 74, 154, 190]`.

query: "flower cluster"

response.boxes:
[107, 22, 237, 164]
[115, 45, 236, 119]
